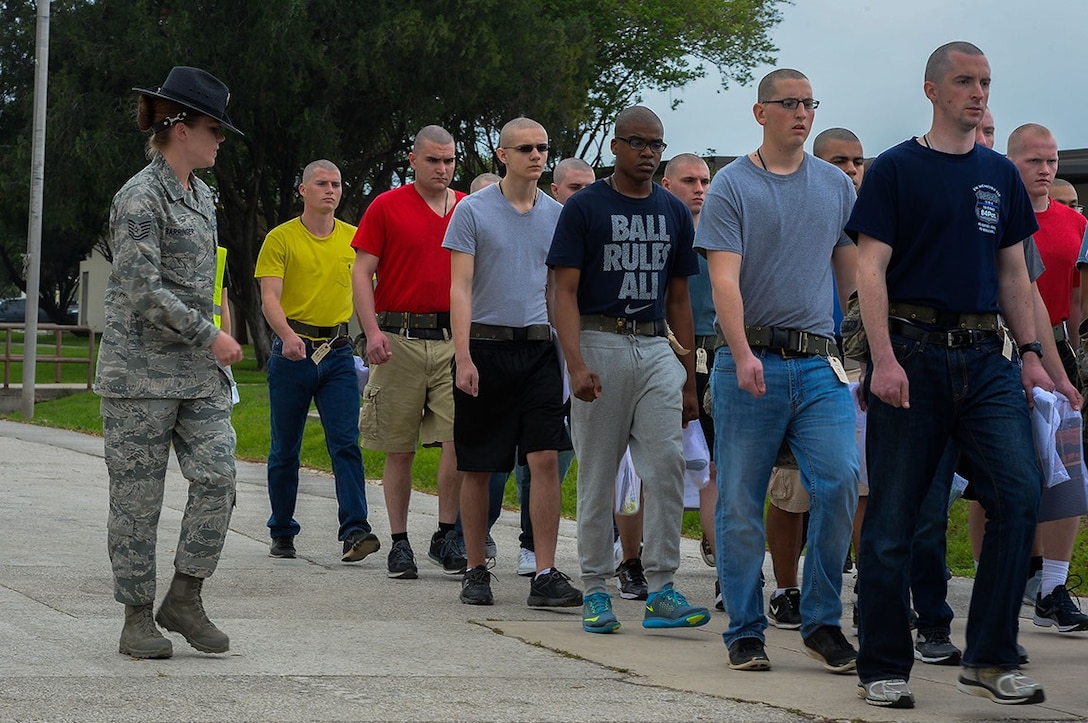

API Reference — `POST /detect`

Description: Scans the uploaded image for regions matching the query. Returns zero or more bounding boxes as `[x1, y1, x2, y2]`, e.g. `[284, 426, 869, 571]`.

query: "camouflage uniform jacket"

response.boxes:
[95, 154, 224, 399]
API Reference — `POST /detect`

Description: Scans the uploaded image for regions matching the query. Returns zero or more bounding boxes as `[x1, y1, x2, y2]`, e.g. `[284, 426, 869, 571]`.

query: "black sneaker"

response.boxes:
[727, 637, 771, 671]
[914, 630, 961, 665]
[342, 530, 381, 563]
[714, 579, 724, 611]
[803, 624, 857, 673]
[615, 558, 649, 600]
[429, 530, 468, 574]
[386, 538, 418, 579]
[460, 565, 494, 605]
[768, 587, 801, 629]
[269, 536, 296, 558]
[528, 568, 583, 607]
[1033, 584, 1088, 632]
[700, 533, 715, 567]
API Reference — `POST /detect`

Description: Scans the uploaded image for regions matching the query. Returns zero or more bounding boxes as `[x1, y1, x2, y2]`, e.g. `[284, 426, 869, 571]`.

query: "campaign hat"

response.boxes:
[133, 66, 242, 135]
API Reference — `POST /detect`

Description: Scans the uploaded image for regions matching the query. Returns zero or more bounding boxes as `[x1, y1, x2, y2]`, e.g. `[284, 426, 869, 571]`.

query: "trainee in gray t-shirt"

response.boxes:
[442, 182, 562, 327]
[694, 154, 854, 339]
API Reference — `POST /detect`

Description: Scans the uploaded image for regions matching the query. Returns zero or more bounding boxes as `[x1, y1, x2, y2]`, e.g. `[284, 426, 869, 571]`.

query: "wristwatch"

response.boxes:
[1018, 341, 1043, 359]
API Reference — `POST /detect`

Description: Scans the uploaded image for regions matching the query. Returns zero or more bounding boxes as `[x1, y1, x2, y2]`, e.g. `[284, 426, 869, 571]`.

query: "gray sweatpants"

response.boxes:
[102, 390, 236, 605]
[571, 331, 687, 595]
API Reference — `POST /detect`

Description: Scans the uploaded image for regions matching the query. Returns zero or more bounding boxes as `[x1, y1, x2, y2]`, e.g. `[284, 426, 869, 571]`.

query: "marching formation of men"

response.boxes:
[103, 40, 1088, 713]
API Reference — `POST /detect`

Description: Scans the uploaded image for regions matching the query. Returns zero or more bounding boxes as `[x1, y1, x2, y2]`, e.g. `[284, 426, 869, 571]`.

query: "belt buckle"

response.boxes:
[946, 329, 973, 347]
[615, 317, 628, 334]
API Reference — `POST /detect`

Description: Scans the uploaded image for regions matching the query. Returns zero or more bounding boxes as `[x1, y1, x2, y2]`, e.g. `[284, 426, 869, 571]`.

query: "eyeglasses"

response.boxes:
[761, 98, 820, 111]
[502, 144, 551, 154]
[614, 136, 668, 153]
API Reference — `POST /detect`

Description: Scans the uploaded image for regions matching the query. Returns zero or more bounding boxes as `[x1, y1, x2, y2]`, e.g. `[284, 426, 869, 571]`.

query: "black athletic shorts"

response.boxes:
[452, 339, 572, 472]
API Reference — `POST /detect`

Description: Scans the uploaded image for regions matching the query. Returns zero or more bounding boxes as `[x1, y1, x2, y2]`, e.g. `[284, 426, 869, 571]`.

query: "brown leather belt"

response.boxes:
[887, 301, 999, 331]
[286, 318, 349, 340]
[469, 322, 551, 341]
[580, 314, 667, 337]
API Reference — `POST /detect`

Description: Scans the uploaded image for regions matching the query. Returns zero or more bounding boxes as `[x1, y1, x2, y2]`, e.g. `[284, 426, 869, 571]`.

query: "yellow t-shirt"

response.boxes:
[254, 217, 357, 328]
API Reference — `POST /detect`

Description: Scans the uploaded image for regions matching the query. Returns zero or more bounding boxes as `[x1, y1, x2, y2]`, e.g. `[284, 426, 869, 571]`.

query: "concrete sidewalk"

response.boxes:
[2, 419, 1085, 722]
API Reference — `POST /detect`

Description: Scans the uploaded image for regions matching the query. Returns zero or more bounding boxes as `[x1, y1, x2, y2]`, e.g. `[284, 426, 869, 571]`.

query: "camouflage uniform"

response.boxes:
[95, 154, 236, 606]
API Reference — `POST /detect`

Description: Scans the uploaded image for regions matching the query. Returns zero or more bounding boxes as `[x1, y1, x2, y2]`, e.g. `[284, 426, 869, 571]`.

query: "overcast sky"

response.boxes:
[637, 0, 1088, 160]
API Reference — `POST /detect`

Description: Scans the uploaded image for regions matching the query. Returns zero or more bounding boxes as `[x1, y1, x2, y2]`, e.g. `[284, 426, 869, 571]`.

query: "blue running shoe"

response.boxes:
[644, 584, 710, 628]
[582, 592, 620, 633]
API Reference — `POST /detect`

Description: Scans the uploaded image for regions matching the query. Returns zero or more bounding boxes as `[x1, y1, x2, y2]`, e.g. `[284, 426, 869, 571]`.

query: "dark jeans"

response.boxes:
[908, 443, 957, 635]
[266, 337, 371, 541]
[857, 333, 1041, 683]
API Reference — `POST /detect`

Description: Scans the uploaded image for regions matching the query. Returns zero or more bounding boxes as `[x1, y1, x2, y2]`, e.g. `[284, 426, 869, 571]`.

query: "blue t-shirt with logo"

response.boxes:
[846, 139, 1037, 313]
[547, 179, 698, 320]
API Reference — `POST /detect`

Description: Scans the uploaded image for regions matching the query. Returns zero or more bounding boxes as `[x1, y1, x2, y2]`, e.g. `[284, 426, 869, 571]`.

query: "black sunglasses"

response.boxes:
[502, 143, 551, 154]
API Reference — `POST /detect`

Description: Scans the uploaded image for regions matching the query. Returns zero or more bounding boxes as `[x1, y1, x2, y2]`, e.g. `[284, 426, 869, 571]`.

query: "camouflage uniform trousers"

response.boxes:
[102, 389, 236, 605]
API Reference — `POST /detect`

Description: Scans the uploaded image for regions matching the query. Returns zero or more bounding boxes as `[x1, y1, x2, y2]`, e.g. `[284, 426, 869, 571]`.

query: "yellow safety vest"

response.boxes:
[213, 246, 227, 329]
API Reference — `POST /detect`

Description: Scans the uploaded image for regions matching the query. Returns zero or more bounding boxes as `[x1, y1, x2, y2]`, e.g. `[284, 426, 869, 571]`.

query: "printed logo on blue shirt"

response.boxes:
[973, 185, 1000, 234]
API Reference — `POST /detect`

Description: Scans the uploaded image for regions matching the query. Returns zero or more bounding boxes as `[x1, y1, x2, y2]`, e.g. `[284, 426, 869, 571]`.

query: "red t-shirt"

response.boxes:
[1035, 201, 1087, 327]
[351, 184, 465, 313]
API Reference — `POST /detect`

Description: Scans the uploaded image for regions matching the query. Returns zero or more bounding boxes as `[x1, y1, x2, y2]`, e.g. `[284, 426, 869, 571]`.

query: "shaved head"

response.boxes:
[813, 128, 860, 160]
[1006, 123, 1053, 158]
[614, 105, 662, 137]
[470, 172, 501, 193]
[758, 68, 808, 101]
[499, 117, 547, 147]
[925, 41, 985, 83]
[302, 159, 339, 184]
[413, 124, 454, 154]
[553, 157, 593, 185]
[664, 153, 707, 179]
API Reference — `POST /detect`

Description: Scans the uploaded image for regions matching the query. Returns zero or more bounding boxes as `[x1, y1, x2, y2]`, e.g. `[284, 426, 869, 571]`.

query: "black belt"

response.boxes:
[469, 322, 551, 341]
[739, 325, 839, 358]
[580, 314, 667, 337]
[888, 318, 999, 348]
[887, 301, 999, 331]
[376, 311, 451, 330]
[286, 318, 349, 340]
[1054, 322, 1068, 343]
[376, 310, 451, 340]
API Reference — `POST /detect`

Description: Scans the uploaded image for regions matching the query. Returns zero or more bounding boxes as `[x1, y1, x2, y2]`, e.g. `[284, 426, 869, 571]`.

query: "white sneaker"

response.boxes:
[517, 548, 536, 577]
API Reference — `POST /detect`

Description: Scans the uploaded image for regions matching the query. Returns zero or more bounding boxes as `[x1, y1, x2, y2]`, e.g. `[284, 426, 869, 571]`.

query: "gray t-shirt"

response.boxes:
[442, 183, 562, 326]
[694, 154, 854, 338]
[1025, 235, 1044, 282]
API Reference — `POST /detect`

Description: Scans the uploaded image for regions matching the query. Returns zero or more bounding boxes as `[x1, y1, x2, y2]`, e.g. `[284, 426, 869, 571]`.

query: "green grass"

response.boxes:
[0, 328, 98, 386]
[7, 344, 1088, 580]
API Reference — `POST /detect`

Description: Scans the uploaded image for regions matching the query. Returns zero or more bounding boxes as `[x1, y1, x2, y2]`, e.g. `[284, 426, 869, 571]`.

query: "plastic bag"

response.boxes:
[354, 355, 369, 394]
[615, 447, 642, 516]
[682, 423, 711, 490]
[1030, 388, 1069, 489]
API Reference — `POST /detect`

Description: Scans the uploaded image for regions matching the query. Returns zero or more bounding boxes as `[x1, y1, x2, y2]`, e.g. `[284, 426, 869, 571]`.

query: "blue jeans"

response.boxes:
[712, 347, 858, 646]
[857, 334, 1041, 683]
[266, 337, 371, 541]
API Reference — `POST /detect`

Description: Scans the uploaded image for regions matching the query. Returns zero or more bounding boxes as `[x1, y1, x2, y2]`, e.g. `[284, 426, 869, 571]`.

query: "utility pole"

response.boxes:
[22, 0, 50, 419]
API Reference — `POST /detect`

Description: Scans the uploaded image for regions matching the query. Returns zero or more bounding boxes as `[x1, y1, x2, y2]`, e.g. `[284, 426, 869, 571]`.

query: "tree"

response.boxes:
[0, 0, 782, 359]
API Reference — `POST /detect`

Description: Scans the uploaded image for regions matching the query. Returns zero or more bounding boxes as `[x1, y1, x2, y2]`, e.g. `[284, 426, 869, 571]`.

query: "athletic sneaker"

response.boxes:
[484, 533, 498, 560]
[1017, 642, 1030, 665]
[767, 587, 801, 630]
[699, 532, 714, 567]
[727, 637, 770, 671]
[429, 530, 468, 574]
[858, 679, 914, 708]
[914, 630, 961, 665]
[460, 565, 494, 605]
[517, 548, 536, 577]
[528, 568, 583, 607]
[269, 536, 296, 559]
[802, 625, 856, 673]
[643, 584, 710, 628]
[1033, 584, 1088, 632]
[386, 539, 418, 579]
[957, 667, 1045, 704]
[582, 591, 620, 633]
[1023, 569, 1042, 606]
[615, 559, 649, 600]
[714, 579, 723, 611]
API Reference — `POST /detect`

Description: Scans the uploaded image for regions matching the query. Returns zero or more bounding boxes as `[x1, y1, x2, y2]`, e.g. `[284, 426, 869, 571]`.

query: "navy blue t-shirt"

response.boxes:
[547, 180, 698, 320]
[846, 139, 1037, 313]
